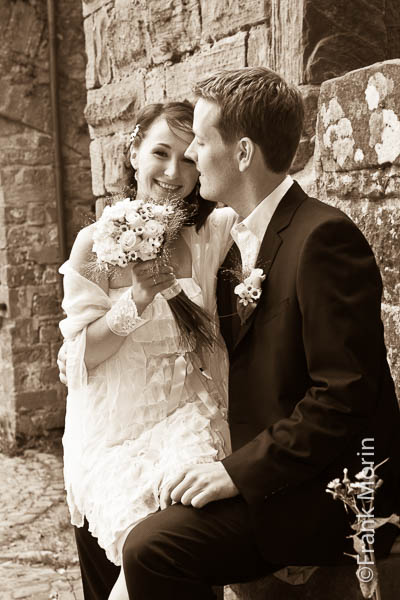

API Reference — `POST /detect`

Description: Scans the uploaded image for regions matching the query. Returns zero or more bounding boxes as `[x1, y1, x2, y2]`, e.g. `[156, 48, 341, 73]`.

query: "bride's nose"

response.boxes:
[164, 159, 180, 179]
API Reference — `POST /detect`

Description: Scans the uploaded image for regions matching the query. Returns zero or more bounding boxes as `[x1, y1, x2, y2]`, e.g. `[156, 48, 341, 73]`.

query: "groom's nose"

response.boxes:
[184, 140, 197, 164]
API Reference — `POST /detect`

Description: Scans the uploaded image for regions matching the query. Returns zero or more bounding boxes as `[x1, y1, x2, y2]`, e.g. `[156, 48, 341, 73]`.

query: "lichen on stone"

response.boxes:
[365, 72, 394, 111]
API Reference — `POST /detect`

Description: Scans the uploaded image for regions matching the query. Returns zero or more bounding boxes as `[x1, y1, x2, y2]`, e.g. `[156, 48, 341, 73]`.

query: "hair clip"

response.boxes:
[130, 124, 141, 143]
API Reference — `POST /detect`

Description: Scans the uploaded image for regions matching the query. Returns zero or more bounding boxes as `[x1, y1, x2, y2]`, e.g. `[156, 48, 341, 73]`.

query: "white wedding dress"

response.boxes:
[59, 207, 237, 565]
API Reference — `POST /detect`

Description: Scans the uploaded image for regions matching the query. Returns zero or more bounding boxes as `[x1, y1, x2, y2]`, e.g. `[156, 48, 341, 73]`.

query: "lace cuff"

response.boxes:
[105, 289, 146, 336]
[161, 279, 182, 300]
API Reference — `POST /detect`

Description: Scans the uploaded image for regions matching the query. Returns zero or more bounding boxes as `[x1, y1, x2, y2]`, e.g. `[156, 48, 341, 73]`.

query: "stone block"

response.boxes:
[102, 133, 132, 193]
[9, 318, 40, 348]
[166, 32, 247, 101]
[3, 264, 43, 288]
[303, 0, 387, 84]
[26, 203, 45, 225]
[0, 166, 56, 206]
[319, 198, 400, 306]
[145, 66, 166, 104]
[0, 82, 51, 136]
[39, 323, 62, 344]
[32, 291, 61, 318]
[40, 366, 62, 386]
[28, 246, 60, 265]
[84, 6, 113, 89]
[107, 3, 149, 78]
[0, 131, 53, 168]
[247, 24, 274, 71]
[201, 0, 269, 41]
[90, 138, 106, 197]
[382, 304, 400, 398]
[83, 0, 112, 18]
[3, 0, 44, 59]
[251, 0, 303, 85]
[316, 60, 400, 173]
[145, 0, 201, 64]
[13, 344, 51, 369]
[85, 72, 146, 138]
[225, 554, 400, 600]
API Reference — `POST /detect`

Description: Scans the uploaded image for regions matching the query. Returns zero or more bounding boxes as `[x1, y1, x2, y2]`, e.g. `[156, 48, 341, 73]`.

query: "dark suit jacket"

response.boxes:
[218, 181, 400, 565]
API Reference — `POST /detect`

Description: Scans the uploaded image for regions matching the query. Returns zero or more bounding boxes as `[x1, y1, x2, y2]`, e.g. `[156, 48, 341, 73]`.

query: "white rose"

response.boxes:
[125, 212, 146, 228]
[234, 283, 247, 298]
[151, 204, 169, 219]
[244, 268, 265, 288]
[143, 220, 165, 238]
[109, 202, 126, 220]
[119, 230, 139, 252]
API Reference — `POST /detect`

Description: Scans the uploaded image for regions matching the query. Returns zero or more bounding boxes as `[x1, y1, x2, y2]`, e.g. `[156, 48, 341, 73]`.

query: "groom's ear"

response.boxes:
[237, 137, 255, 172]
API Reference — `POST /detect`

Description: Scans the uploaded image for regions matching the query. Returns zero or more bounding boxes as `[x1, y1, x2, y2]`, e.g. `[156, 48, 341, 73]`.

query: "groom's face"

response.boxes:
[185, 99, 237, 205]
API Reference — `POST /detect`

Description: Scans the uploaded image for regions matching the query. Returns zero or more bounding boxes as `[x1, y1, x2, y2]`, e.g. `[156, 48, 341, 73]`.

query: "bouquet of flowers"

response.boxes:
[91, 194, 217, 350]
[92, 196, 187, 270]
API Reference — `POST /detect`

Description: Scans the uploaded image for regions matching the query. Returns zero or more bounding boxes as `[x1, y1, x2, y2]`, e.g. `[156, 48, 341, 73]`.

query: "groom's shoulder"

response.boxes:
[296, 191, 354, 228]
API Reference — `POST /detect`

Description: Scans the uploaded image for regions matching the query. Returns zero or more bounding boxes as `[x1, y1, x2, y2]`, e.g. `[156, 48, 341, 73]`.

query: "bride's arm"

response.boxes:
[68, 226, 174, 370]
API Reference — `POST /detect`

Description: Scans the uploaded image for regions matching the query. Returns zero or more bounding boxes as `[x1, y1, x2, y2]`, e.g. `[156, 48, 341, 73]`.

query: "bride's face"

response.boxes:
[130, 117, 198, 200]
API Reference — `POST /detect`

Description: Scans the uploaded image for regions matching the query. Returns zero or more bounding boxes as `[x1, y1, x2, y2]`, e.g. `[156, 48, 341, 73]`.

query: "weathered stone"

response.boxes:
[247, 24, 274, 72]
[32, 290, 61, 317]
[145, 66, 166, 104]
[85, 72, 146, 137]
[316, 198, 400, 306]
[39, 323, 62, 344]
[303, 0, 387, 84]
[316, 60, 400, 172]
[102, 133, 132, 193]
[166, 32, 247, 101]
[201, 0, 269, 41]
[84, 6, 113, 89]
[90, 138, 106, 196]
[107, 4, 149, 78]
[84, 14, 98, 90]
[28, 246, 60, 265]
[0, 166, 56, 205]
[382, 304, 400, 398]
[146, 0, 201, 64]
[83, 0, 111, 18]
[226, 554, 400, 600]
[291, 85, 320, 173]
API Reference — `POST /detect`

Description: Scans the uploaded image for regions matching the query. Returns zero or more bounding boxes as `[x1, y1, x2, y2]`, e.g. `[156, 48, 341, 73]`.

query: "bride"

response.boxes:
[59, 101, 237, 599]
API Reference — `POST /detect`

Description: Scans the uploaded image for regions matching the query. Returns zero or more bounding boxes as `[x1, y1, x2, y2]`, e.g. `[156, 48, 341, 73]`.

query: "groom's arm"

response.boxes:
[222, 216, 386, 504]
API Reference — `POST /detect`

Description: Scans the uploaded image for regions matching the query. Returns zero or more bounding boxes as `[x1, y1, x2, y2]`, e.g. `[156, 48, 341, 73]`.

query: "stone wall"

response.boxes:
[83, 0, 400, 198]
[0, 0, 91, 450]
[314, 59, 400, 397]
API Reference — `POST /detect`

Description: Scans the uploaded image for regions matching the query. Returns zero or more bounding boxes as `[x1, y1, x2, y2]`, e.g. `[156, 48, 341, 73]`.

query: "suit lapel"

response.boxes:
[233, 182, 307, 351]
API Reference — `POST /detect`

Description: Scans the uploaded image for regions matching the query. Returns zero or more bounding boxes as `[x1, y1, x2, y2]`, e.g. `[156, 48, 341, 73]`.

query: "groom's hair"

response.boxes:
[194, 67, 304, 173]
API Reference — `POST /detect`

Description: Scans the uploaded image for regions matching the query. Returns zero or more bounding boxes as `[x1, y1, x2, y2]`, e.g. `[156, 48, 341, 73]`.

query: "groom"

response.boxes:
[120, 67, 400, 598]
[65, 67, 400, 598]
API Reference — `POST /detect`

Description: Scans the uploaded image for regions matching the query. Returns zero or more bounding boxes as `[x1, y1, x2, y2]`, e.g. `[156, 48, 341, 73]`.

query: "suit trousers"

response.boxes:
[122, 496, 279, 600]
[74, 518, 120, 600]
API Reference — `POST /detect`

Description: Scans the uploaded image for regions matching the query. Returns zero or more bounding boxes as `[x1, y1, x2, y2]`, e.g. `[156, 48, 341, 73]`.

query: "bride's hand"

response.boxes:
[131, 259, 176, 315]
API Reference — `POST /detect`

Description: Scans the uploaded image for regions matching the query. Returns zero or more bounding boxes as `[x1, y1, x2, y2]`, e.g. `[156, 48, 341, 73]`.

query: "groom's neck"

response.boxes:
[232, 171, 287, 219]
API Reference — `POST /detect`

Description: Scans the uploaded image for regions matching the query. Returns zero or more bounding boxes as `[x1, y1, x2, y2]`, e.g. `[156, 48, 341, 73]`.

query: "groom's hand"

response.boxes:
[159, 462, 239, 509]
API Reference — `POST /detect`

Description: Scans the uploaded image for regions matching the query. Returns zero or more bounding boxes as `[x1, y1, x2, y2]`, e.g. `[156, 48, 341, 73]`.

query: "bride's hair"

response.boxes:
[128, 101, 215, 231]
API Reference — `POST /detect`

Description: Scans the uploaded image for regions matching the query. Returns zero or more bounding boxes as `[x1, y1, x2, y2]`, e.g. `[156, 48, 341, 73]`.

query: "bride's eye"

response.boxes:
[153, 149, 168, 158]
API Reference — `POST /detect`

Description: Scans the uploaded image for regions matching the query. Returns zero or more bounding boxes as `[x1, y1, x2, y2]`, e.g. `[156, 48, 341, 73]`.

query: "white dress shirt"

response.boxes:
[230, 175, 294, 271]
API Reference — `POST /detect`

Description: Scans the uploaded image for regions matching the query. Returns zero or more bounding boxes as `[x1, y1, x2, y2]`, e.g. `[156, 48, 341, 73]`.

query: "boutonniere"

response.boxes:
[234, 267, 266, 324]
